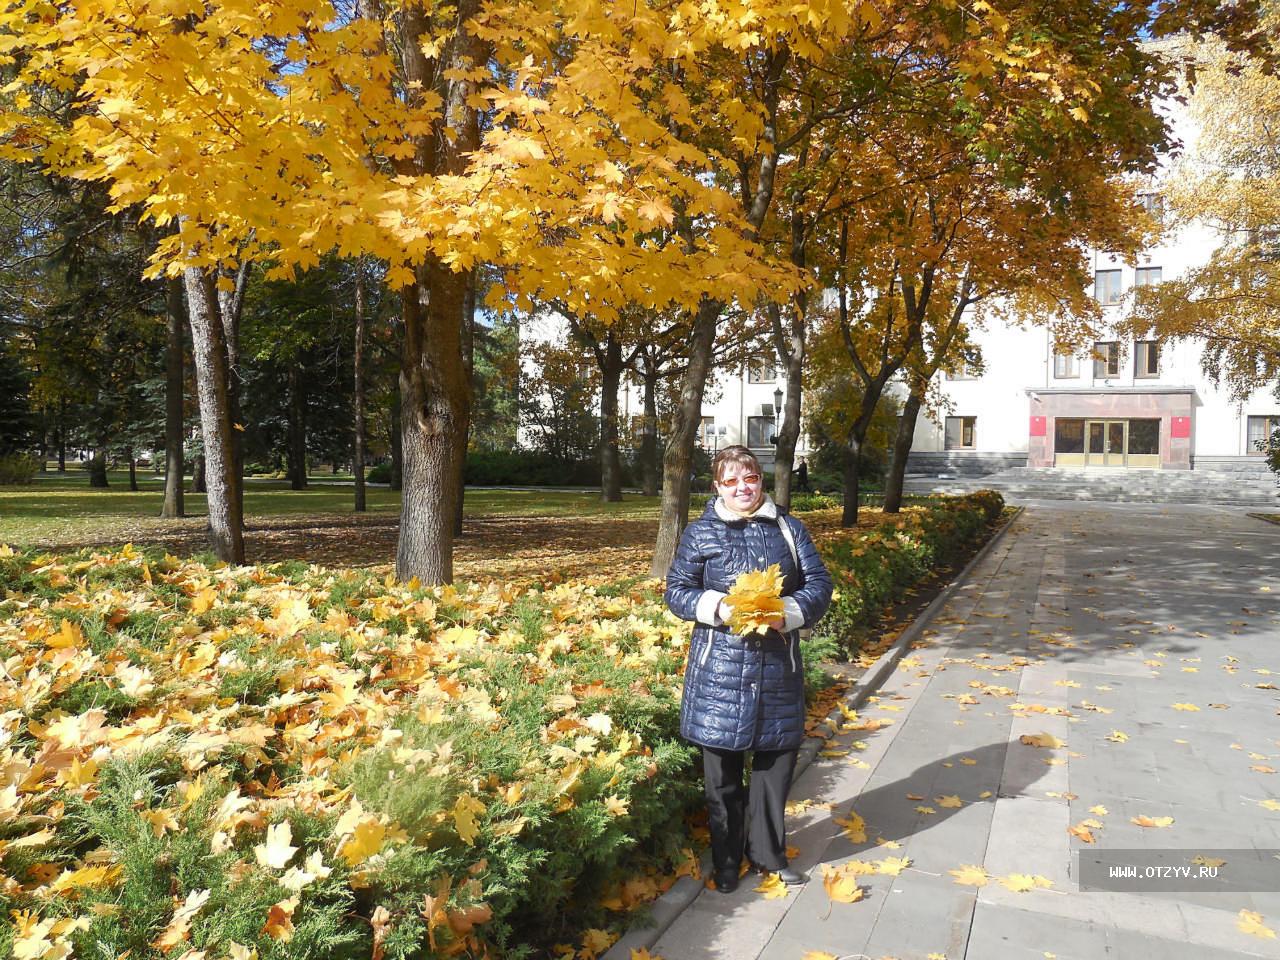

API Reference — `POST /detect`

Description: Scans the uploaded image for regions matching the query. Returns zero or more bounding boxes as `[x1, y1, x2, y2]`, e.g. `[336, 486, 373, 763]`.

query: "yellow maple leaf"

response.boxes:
[603, 794, 629, 817]
[1019, 733, 1064, 749]
[724, 565, 785, 636]
[254, 821, 297, 871]
[1106, 730, 1129, 743]
[1238, 909, 1276, 939]
[875, 856, 911, 876]
[833, 810, 867, 843]
[339, 819, 387, 865]
[452, 793, 486, 845]
[820, 864, 866, 903]
[1089, 805, 1108, 816]
[754, 872, 790, 899]
[1259, 799, 1280, 812]
[1130, 815, 1174, 828]
[1171, 702, 1200, 712]
[801, 953, 838, 960]
[1068, 823, 1095, 844]
[1192, 855, 1227, 868]
[937, 795, 963, 809]
[948, 864, 989, 887]
[999, 873, 1052, 892]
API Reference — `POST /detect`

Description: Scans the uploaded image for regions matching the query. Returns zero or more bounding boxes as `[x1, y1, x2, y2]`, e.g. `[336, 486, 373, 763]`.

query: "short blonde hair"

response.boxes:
[711, 445, 763, 483]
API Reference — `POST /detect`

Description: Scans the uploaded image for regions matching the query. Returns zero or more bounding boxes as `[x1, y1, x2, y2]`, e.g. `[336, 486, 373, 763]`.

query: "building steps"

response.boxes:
[903, 466, 1280, 506]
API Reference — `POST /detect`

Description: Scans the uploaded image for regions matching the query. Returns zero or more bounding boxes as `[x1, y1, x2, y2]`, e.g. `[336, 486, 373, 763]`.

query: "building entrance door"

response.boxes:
[1085, 419, 1127, 466]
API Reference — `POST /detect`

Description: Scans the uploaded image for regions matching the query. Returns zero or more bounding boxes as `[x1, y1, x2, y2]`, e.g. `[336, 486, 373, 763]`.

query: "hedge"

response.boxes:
[814, 490, 1005, 651]
[0, 492, 1002, 960]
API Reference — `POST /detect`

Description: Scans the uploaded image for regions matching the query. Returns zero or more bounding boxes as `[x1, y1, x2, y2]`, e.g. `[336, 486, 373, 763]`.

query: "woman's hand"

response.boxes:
[765, 616, 785, 631]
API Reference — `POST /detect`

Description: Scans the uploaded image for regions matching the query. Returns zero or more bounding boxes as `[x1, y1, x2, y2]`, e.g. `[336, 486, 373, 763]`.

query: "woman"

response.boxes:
[665, 445, 833, 894]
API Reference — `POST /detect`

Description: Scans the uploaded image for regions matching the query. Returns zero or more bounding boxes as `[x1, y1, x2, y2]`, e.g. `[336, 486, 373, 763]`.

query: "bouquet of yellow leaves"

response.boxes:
[724, 564, 785, 636]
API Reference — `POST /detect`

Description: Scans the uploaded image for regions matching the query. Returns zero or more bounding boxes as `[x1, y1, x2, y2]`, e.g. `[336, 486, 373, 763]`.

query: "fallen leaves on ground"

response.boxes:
[949, 864, 990, 887]
[1238, 909, 1277, 939]
[1131, 815, 1175, 828]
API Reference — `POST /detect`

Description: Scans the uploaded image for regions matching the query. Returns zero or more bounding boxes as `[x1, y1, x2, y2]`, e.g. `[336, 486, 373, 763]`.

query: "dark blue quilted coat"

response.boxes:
[665, 495, 834, 751]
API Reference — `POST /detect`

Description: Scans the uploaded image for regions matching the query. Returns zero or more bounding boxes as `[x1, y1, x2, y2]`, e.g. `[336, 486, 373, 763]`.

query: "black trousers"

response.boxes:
[701, 745, 798, 873]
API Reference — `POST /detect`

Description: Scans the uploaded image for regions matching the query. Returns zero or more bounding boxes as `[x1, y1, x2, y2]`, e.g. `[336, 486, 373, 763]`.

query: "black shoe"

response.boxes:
[752, 863, 809, 885]
[713, 869, 740, 894]
[775, 866, 809, 885]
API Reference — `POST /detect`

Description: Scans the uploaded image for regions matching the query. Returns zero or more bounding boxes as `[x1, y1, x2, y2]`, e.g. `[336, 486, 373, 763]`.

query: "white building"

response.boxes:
[904, 89, 1276, 479]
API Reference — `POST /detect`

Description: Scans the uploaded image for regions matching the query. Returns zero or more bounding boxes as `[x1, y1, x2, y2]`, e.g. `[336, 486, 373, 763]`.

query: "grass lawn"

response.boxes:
[2, 467, 901, 577]
[0, 469, 663, 544]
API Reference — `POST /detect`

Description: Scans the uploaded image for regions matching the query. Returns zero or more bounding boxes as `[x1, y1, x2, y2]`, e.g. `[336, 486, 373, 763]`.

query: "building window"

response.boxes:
[944, 416, 976, 450]
[1247, 415, 1280, 454]
[946, 356, 978, 380]
[748, 359, 776, 383]
[1094, 269, 1123, 305]
[1138, 193, 1165, 223]
[696, 416, 714, 447]
[747, 415, 774, 447]
[1135, 266, 1162, 288]
[1129, 419, 1161, 456]
[1134, 340, 1160, 378]
[1092, 341, 1120, 378]
[1054, 418, 1085, 453]
[1053, 351, 1078, 379]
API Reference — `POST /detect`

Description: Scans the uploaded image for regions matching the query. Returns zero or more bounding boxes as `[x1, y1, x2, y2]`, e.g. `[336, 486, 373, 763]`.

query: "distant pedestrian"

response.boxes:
[664, 445, 833, 894]
[795, 457, 810, 492]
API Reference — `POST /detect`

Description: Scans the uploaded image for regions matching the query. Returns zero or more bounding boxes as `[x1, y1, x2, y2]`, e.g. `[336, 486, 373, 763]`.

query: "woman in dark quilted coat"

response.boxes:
[665, 445, 833, 894]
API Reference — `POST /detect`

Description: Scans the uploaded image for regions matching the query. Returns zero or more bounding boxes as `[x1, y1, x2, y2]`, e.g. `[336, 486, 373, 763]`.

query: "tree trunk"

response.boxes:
[126, 446, 138, 491]
[454, 268, 476, 538]
[288, 364, 308, 490]
[599, 332, 624, 502]
[395, 263, 472, 584]
[841, 434, 861, 526]
[640, 371, 660, 498]
[883, 386, 923, 514]
[353, 263, 367, 513]
[650, 298, 721, 577]
[768, 300, 805, 513]
[162, 276, 185, 518]
[88, 451, 108, 487]
[840, 398, 884, 527]
[185, 267, 245, 563]
[390, 402, 403, 491]
[191, 454, 206, 493]
[56, 401, 66, 472]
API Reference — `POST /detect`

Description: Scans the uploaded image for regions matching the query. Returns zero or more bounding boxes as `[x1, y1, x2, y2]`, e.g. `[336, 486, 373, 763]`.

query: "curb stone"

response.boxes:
[603, 505, 1026, 960]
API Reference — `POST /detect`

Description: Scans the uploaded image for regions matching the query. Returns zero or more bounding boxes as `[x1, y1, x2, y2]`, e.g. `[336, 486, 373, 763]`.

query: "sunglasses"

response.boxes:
[717, 473, 761, 487]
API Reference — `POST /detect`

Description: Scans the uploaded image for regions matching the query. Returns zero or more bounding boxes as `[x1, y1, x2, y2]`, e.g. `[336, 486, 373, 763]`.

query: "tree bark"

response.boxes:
[454, 268, 476, 537]
[185, 267, 245, 563]
[88, 451, 108, 487]
[840, 398, 884, 527]
[191, 454, 206, 493]
[650, 298, 721, 577]
[395, 263, 471, 584]
[56, 400, 66, 472]
[640, 369, 660, 498]
[288, 364, 308, 490]
[162, 276, 185, 518]
[769, 297, 806, 513]
[599, 331, 624, 502]
[353, 262, 367, 513]
[883, 385, 923, 513]
[126, 446, 138, 491]
[218, 264, 250, 526]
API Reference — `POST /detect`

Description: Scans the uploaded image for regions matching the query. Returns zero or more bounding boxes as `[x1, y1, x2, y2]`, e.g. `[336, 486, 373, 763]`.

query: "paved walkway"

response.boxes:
[648, 501, 1280, 960]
